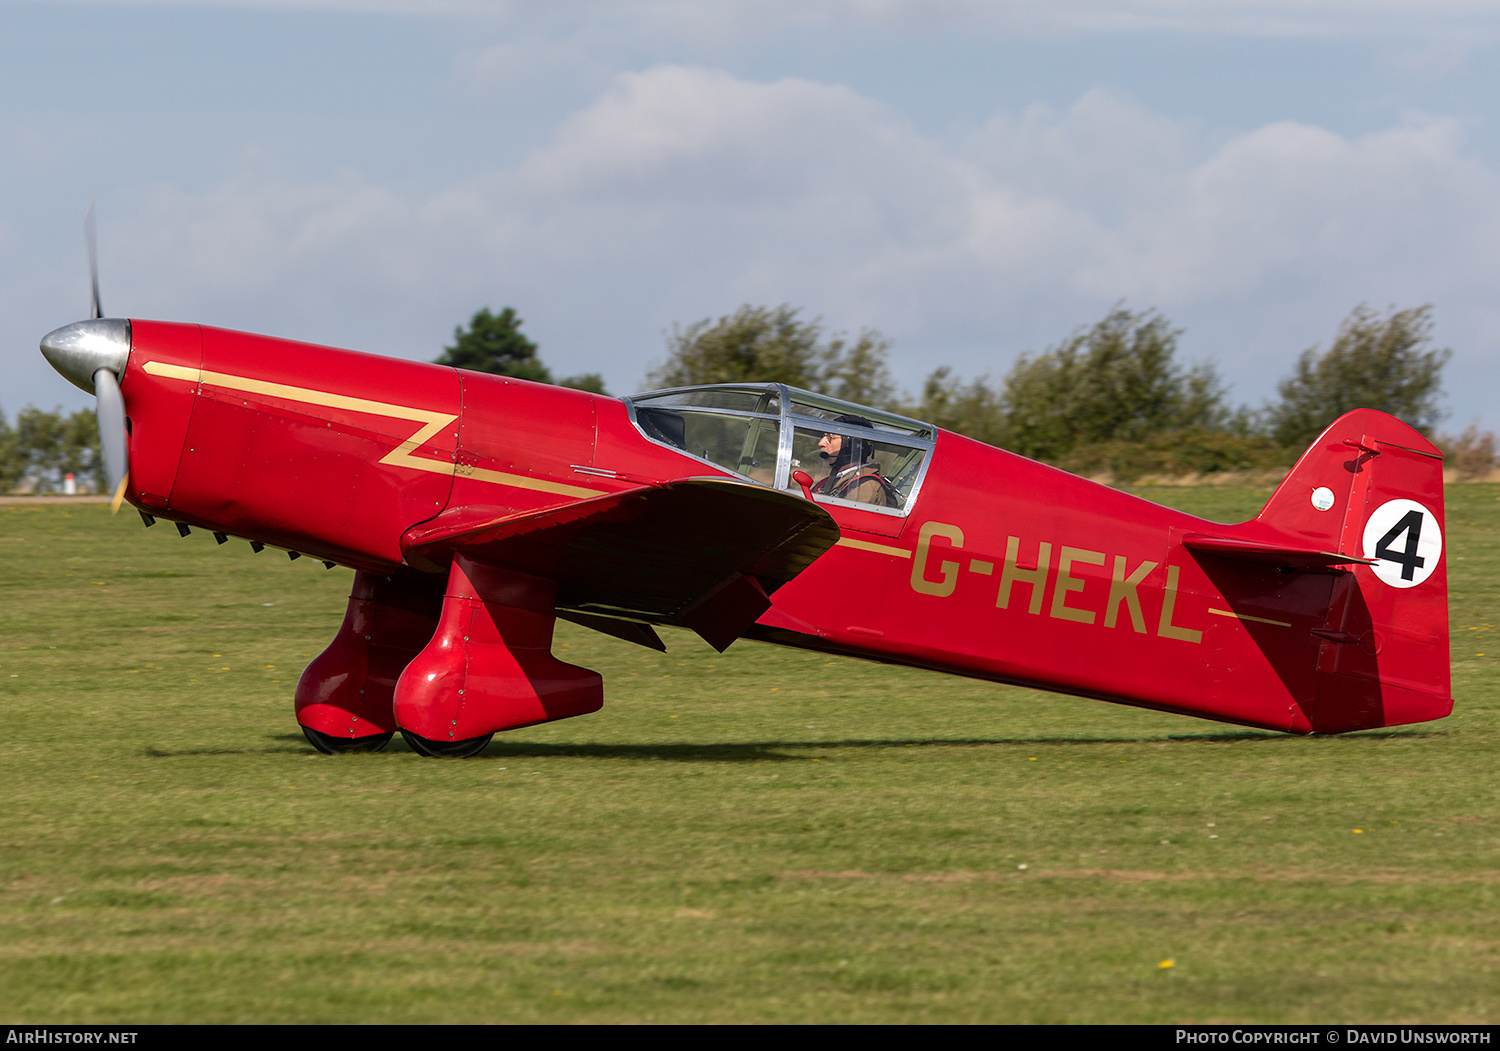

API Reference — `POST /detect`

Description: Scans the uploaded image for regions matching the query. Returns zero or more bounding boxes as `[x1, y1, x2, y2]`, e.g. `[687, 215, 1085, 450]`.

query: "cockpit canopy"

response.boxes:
[622, 384, 936, 515]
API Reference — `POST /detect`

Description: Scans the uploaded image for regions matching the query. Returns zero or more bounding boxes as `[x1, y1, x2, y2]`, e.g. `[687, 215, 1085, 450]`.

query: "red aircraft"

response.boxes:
[40, 316, 1451, 756]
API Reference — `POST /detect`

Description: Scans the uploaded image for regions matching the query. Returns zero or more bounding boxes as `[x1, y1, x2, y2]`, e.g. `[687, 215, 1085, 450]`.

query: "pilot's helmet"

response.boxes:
[823, 413, 876, 472]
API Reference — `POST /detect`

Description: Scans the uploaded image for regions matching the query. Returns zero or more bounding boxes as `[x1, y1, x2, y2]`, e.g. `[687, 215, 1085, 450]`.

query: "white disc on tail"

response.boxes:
[1362, 498, 1441, 589]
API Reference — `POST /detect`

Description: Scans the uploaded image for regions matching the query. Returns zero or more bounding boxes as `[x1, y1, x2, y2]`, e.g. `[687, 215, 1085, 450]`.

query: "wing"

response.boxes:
[401, 476, 840, 651]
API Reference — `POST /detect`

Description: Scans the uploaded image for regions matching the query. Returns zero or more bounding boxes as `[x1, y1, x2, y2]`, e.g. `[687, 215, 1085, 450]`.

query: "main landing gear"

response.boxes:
[294, 571, 443, 753]
[295, 556, 603, 757]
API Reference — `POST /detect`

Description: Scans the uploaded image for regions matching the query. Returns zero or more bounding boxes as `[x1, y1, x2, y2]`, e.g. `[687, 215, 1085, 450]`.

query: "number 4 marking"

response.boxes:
[1362, 498, 1442, 589]
[1374, 509, 1425, 581]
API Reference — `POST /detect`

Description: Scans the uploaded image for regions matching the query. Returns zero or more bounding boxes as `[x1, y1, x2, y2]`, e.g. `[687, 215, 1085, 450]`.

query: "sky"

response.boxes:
[3, 0, 1500, 433]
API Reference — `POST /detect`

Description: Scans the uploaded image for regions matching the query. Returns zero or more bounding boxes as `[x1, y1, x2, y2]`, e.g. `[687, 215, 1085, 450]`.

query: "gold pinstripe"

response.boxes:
[142, 360, 602, 500]
[1207, 607, 1292, 629]
[836, 537, 912, 559]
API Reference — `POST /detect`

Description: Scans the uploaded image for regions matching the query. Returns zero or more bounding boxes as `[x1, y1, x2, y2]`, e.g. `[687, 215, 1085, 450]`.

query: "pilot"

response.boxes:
[814, 415, 898, 507]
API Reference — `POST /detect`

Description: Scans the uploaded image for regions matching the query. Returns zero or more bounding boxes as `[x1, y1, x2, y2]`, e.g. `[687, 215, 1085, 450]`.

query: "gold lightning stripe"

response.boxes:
[143, 361, 601, 499]
[1208, 607, 1292, 629]
[460, 465, 599, 498]
[836, 538, 912, 559]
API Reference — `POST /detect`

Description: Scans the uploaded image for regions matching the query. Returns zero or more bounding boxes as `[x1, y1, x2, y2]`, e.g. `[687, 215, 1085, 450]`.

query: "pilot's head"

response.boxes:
[818, 414, 874, 472]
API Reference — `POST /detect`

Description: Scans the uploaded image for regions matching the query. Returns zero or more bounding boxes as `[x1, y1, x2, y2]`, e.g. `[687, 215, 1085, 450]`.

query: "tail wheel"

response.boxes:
[399, 729, 494, 759]
[302, 726, 394, 755]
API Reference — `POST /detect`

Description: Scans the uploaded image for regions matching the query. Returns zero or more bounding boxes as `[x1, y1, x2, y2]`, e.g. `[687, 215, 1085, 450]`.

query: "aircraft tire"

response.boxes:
[399, 729, 494, 759]
[301, 726, 394, 755]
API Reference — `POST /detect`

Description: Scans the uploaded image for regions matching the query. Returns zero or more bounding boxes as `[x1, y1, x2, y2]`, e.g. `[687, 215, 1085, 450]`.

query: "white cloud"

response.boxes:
[513, 67, 948, 203]
[1091, 113, 1500, 303]
[82, 65, 1500, 426]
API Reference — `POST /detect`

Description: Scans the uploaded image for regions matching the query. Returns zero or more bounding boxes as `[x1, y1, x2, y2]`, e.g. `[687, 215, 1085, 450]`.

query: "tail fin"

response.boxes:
[1253, 409, 1450, 731]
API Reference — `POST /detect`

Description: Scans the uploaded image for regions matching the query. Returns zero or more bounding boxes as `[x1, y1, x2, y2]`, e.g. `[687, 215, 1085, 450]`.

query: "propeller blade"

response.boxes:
[84, 197, 102, 319]
[93, 366, 129, 513]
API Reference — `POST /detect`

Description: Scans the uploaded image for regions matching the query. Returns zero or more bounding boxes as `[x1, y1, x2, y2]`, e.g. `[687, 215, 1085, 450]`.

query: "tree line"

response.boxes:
[5, 301, 1494, 493]
[450, 299, 1493, 482]
[0, 408, 104, 495]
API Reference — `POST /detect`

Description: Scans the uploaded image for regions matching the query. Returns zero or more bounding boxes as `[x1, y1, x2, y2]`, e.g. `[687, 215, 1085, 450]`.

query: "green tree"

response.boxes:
[0, 408, 19, 494]
[648, 305, 820, 389]
[645, 304, 896, 407]
[15, 408, 62, 493]
[815, 330, 896, 408]
[1267, 304, 1449, 448]
[436, 307, 551, 383]
[998, 307, 1225, 462]
[1437, 423, 1497, 481]
[437, 307, 609, 394]
[59, 408, 103, 491]
[557, 372, 608, 395]
[11, 407, 102, 493]
[910, 366, 1008, 448]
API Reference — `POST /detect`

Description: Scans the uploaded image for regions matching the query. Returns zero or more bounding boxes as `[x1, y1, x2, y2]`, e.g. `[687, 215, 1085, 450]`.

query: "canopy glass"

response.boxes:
[624, 384, 936, 516]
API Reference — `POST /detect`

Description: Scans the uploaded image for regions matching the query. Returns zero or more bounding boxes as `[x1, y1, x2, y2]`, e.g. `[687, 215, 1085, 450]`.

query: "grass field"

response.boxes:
[0, 486, 1495, 1023]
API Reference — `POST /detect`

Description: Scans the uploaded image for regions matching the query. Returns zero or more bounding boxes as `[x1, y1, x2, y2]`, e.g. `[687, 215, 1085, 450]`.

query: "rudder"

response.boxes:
[1254, 409, 1450, 731]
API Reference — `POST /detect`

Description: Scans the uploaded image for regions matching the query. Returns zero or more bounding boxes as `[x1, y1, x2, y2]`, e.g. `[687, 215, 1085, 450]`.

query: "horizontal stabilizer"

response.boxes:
[402, 477, 839, 648]
[1181, 534, 1376, 571]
